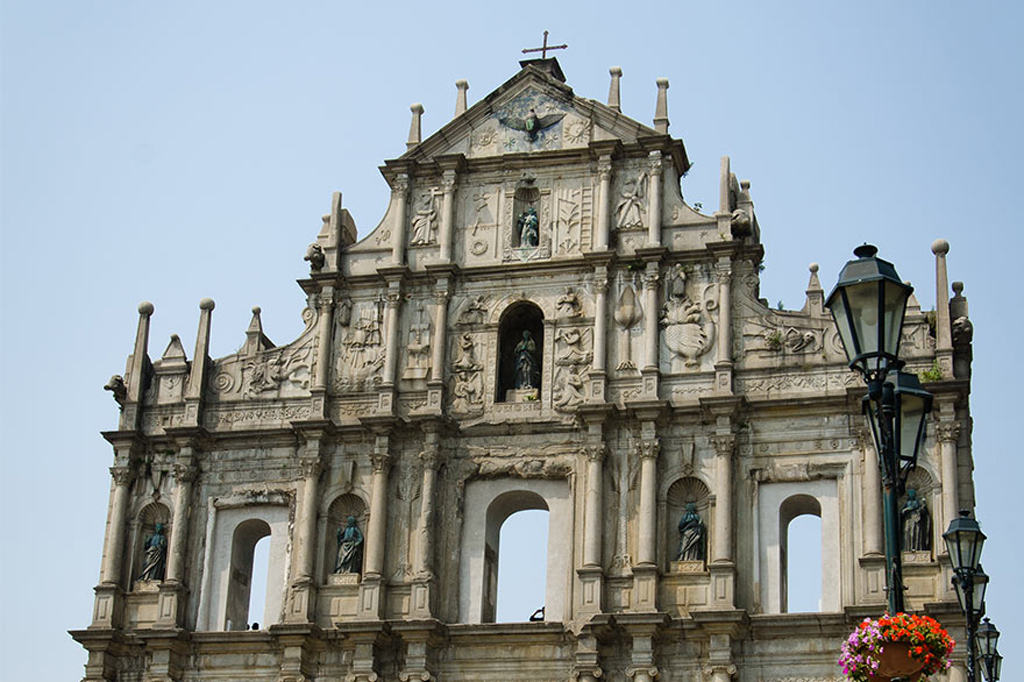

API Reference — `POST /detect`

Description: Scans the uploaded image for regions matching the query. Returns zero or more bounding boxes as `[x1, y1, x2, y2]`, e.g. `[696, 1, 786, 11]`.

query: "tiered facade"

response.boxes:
[73, 58, 977, 682]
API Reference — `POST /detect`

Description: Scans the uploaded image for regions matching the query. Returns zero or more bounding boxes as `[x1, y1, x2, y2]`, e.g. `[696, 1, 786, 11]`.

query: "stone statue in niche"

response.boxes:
[138, 523, 167, 582]
[616, 174, 647, 229]
[676, 503, 706, 561]
[451, 333, 484, 414]
[517, 206, 540, 247]
[334, 516, 364, 574]
[900, 489, 931, 552]
[514, 330, 540, 389]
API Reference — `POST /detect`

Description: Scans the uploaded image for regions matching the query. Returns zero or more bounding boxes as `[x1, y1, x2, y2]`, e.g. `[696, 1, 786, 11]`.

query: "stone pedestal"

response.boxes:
[631, 564, 659, 612]
[577, 566, 605, 615]
[357, 574, 385, 619]
[155, 581, 187, 629]
[708, 561, 735, 608]
[91, 583, 123, 629]
[506, 387, 539, 403]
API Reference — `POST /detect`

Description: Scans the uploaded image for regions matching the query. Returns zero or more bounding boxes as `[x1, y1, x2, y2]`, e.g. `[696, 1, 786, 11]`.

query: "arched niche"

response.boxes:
[131, 502, 170, 589]
[323, 493, 368, 581]
[459, 479, 571, 623]
[496, 301, 544, 402]
[901, 468, 936, 555]
[664, 477, 711, 568]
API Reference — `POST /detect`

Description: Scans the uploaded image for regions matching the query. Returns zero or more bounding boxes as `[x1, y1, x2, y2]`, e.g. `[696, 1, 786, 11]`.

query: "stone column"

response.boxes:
[156, 448, 198, 627]
[937, 421, 961, 536]
[411, 438, 440, 618]
[646, 152, 663, 247]
[589, 268, 609, 402]
[359, 436, 392, 618]
[286, 445, 323, 623]
[595, 157, 612, 250]
[391, 174, 410, 265]
[311, 287, 335, 417]
[379, 283, 403, 413]
[101, 466, 135, 586]
[711, 434, 735, 563]
[438, 170, 456, 263]
[859, 428, 883, 556]
[713, 261, 733, 394]
[583, 446, 606, 567]
[642, 264, 660, 370]
[429, 289, 449, 381]
[632, 438, 660, 612]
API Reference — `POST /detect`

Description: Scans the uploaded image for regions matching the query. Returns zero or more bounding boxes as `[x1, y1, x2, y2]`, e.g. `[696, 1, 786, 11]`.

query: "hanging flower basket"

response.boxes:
[839, 613, 955, 682]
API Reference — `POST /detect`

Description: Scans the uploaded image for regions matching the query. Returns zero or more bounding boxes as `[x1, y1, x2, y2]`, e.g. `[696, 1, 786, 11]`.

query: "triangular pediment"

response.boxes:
[401, 61, 663, 163]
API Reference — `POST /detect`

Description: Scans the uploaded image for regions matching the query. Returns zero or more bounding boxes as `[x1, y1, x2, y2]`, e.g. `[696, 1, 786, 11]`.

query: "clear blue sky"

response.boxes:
[2, 2, 1021, 679]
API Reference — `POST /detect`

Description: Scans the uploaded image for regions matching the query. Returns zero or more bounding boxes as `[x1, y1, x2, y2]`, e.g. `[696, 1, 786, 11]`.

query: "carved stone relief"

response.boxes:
[450, 333, 484, 415]
[742, 313, 823, 357]
[333, 301, 385, 392]
[456, 295, 489, 326]
[661, 265, 717, 371]
[614, 274, 643, 371]
[401, 304, 432, 381]
[615, 173, 647, 231]
[552, 327, 592, 412]
[553, 186, 592, 255]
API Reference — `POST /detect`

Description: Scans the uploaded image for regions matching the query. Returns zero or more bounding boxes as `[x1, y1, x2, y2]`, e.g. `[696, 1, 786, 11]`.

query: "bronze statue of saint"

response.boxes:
[676, 503, 706, 561]
[900, 489, 931, 552]
[517, 206, 539, 247]
[514, 330, 539, 389]
[334, 516, 364, 574]
[138, 523, 167, 582]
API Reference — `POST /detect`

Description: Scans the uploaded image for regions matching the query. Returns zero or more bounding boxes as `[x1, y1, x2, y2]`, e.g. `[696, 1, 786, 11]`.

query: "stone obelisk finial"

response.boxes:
[608, 67, 622, 112]
[455, 80, 469, 117]
[407, 103, 424, 150]
[654, 78, 670, 133]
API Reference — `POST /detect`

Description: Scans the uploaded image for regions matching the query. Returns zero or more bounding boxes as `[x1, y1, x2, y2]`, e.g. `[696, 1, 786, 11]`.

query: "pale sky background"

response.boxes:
[2, 2, 1022, 679]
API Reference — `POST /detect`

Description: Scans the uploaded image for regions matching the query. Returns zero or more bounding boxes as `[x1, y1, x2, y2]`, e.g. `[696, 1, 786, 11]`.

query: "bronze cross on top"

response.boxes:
[522, 31, 567, 59]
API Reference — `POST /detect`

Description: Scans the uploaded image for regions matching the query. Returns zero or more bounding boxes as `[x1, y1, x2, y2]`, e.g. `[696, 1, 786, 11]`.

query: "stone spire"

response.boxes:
[455, 80, 469, 117]
[608, 67, 622, 112]
[654, 78, 670, 133]
[407, 103, 424, 150]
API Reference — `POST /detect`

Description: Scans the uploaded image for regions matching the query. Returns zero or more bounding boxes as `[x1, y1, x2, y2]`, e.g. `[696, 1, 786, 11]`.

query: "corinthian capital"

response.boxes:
[370, 451, 392, 474]
[110, 465, 135, 487]
[936, 421, 961, 443]
[710, 434, 736, 457]
[637, 439, 661, 460]
[584, 445, 607, 463]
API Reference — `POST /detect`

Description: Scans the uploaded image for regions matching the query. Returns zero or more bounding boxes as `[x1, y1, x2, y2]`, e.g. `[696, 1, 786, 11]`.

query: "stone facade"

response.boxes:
[72, 58, 977, 682]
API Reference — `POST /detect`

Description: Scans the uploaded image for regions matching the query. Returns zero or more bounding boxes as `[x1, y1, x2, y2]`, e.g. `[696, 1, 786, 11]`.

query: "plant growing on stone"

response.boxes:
[919, 360, 942, 383]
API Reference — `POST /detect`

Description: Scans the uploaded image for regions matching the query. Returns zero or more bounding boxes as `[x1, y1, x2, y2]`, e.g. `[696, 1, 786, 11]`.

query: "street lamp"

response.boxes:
[944, 511, 988, 682]
[827, 244, 933, 614]
[976, 618, 1000, 682]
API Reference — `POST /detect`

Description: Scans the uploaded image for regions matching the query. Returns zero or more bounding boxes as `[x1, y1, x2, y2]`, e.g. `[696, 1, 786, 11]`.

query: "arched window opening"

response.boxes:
[481, 490, 548, 623]
[785, 514, 822, 613]
[497, 302, 544, 402]
[247, 535, 271, 627]
[779, 494, 822, 614]
[495, 509, 549, 622]
[225, 519, 271, 630]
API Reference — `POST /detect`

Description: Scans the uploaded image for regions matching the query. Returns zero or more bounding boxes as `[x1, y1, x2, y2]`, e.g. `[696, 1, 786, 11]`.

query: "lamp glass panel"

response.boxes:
[977, 621, 1000, 657]
[882, 280, 910, 359]
[846, 281, 880, 367]
[971, 570, 989, 618]
[944, 524, 985, 572]
[829, 292, 856, 362]
[897, 393, 927, 466]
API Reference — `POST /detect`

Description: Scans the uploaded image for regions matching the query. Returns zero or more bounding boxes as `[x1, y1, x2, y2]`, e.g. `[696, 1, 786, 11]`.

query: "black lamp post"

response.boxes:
[976, 618, 1001, 682]
[827, 245, 934, 614]
[944, 511, 989, 682]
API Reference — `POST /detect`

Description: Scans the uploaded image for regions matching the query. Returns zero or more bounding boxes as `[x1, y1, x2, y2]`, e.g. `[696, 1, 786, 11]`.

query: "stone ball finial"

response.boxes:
[610, 66, 622, 76]
[656, 77, 670, 88]
[199, 298, 215, 311]
[410, 103, 424, 114]
[138, 301, 154, 315]
[252, 305, 261, 315]
[809, 263, 819, 273]
[931, 238, 949, 255]
[952, 281, 964, 295]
